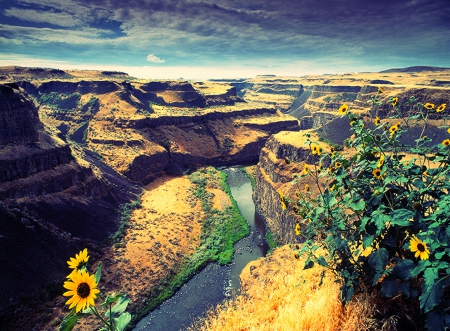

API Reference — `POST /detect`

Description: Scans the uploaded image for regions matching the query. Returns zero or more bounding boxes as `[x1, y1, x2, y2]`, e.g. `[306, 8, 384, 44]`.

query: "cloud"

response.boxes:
[146, 54, 165, 63]
[4, 8, 82, 27]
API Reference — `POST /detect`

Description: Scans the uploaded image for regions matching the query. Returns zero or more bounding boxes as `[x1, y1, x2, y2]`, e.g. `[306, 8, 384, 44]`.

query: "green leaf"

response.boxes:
[111, 294, 130, 316]
[425, 311, 450, 330]
[380, 279, 398, 297]
[316, 256, 328, 267]
[350, 200, 366, 211]
[412, 179, 425, 189]
[424, 268, 438, 289]
[59, 309, 87, 331]
[363, 234, 374, 249]
[392, 259, 415, 280]
[94, 261, 102, 285]
[368, 248, 388, 272]
[410, 260, 431, 277]
[420, 280, 443, 313]
[114, 312, 132, 331]
[372, 213, 389, 235]
[390, 209, 414, 227]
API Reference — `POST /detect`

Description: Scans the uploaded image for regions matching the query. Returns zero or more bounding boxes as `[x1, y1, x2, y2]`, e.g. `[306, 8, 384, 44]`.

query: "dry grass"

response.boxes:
[189, 245, 378, 331]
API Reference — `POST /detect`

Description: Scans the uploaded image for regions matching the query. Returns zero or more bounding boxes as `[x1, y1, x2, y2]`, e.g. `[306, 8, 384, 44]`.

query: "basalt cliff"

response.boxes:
[0, 83, 141, 325]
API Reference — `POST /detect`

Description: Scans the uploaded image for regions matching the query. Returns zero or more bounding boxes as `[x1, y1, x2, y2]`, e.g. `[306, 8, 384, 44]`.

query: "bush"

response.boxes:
[292, 94, 449, 329]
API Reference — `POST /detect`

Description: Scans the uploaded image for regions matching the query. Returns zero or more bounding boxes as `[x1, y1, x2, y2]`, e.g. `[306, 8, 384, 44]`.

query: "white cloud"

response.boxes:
[146, 54, 165, 63]
[4, 8, 82, 27]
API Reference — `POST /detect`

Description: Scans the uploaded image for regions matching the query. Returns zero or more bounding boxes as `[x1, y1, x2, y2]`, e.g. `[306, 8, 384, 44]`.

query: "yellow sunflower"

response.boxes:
[67, 248, 89, 271]
[391, 97, 398, 107]
[377, 86, 384, 94]
[374, 116, 380, 126]
[377, 154, 385, 168]
[335, 161, 342, 168]
[304, 183, 310, 192]
[447, 128, 450, 134]
[295, 223, 301, 236]
[63, 269, 100, 312]
[311, 144, 322, 155]
[372, 168, 384, 180]
[338, 104, 349, 115]
[278, 190, 286, 209]
[436, 103, 446, 112]
[389, 124, 399, 138]
[424, 102, 435, 110]
[409, 235, 430, 260]
[303, 164, 309, 175]
[442, 139, 450, 147]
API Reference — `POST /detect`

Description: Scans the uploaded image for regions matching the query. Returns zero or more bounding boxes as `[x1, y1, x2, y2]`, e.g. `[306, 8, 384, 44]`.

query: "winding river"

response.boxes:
[133, 167, 268, 331]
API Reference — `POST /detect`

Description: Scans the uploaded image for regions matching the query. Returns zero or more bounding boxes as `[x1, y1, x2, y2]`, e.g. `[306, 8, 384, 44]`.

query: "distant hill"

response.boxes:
[380, 66, 450, 73]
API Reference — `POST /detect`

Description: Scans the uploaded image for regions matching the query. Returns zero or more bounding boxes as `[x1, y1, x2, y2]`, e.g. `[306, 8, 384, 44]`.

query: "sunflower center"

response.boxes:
[77, 282, 91, 298]
[417, 243, 425, 252]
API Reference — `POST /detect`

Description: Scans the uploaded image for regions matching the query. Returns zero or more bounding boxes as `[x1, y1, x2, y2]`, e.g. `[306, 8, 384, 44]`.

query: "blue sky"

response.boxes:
[0, 0, 449, 79]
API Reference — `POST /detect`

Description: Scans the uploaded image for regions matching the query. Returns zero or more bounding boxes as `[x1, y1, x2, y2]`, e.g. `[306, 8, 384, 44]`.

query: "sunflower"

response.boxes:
[372, 168, 384, 180]
[391, 97, 398, 107]
[295, 223, 301, 236]
[389, 124, 399, 138]
[436, 103, 446, 112]
[377, 154, 385, 168]
[424, 102, 435, 110]
[304, 184, 310, 192]
[67, 248, 89, 271]
[447, 128, 450, 134]
[338, 104, 349, 115]
[311, 144, 322, 155]
[303, 164, 309, 175]
[377, 86, 384, 94]
[335, 161, 342, 168]
[278, 189, 287, 210]
[442, 139, 450, 147]
[63, 269, 100, 312]
[374, 116, 380, 126]
[409, 235, 430, 260]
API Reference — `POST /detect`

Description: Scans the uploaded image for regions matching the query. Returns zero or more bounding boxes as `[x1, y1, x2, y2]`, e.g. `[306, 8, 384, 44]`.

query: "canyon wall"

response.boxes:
[0, 84, 134, 317]
[253, 131, 321, 244]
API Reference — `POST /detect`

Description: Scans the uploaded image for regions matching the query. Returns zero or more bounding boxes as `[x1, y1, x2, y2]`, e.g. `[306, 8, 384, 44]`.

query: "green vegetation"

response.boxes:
[293, 92, 450, 329]
[132, 167, 249, 327]
[243, 166, 256, 190]
[107, 199, 142, 245]
[38, 92, 81, 110]
[265, 231, 281, 254]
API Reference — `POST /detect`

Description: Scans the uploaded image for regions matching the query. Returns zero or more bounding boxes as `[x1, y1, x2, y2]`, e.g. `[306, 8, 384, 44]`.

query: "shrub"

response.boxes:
[292, 92, 449, 329]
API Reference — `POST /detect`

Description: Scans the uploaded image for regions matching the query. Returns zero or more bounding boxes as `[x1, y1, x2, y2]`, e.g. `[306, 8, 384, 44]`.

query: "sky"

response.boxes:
[0, 0, 449, 80]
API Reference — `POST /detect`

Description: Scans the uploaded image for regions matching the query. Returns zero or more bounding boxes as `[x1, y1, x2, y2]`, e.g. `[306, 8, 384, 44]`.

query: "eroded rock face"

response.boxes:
[0, 85, 132, 318]
[0, 84, 41, 145]
[253, 131, 320, 244]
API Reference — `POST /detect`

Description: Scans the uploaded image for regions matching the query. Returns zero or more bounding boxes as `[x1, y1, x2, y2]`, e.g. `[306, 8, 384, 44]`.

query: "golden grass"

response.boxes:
[189, 245, 378, 331]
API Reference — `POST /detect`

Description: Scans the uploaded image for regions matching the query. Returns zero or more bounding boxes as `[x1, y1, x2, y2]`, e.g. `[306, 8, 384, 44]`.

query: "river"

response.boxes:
[133, 167, 268, 331]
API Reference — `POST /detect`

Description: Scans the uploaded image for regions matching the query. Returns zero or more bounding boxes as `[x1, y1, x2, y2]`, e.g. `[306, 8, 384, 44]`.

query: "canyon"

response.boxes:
[1, 65, 449, 330]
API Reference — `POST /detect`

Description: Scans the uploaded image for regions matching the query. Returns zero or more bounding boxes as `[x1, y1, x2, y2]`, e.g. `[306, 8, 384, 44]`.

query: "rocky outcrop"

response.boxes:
[0, 83, 41, 145]
[0, 84, 134, 318]
[253, 131, 321, 244]
[119, 108, 300, 182]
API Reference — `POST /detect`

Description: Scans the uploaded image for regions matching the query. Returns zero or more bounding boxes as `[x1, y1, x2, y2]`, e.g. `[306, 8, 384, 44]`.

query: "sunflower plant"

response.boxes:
[292, 94, 450, 329]
[59, 249, 132, 331]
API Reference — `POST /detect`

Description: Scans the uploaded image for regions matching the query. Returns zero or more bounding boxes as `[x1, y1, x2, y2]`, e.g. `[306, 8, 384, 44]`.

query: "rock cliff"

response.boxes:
[0, 84, 134, 318]
[253, 131, 322, 244]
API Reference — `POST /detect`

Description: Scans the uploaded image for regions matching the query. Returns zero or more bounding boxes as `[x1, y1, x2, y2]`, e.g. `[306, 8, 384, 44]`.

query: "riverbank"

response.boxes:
[37, 167, 250, 330]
